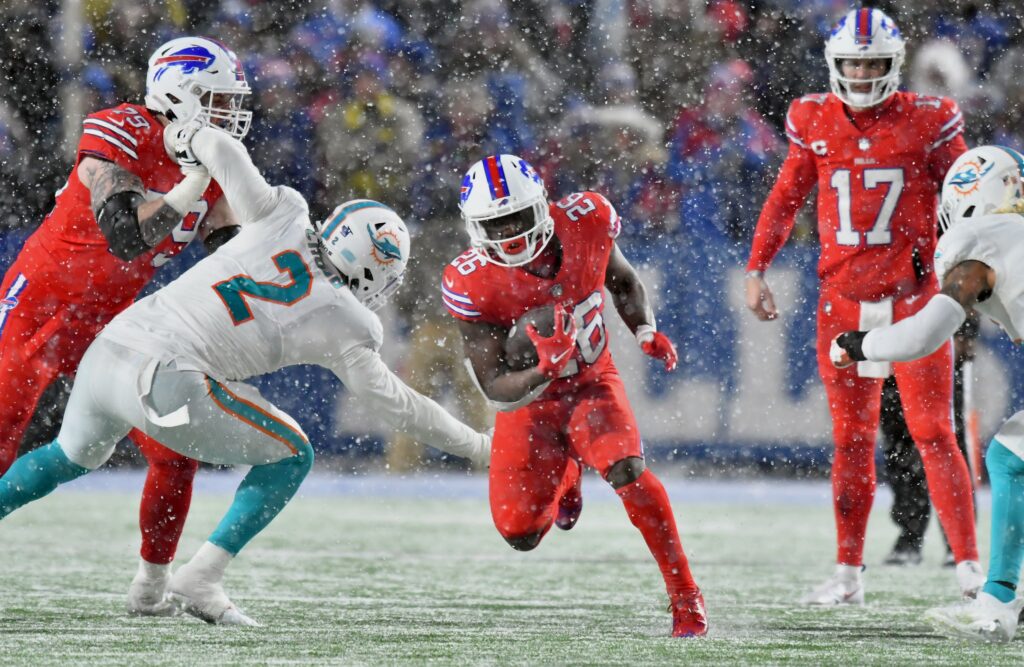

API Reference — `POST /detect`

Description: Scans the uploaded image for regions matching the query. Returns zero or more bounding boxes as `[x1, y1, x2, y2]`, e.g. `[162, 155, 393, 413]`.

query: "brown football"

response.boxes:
[503, 304, 557, 371]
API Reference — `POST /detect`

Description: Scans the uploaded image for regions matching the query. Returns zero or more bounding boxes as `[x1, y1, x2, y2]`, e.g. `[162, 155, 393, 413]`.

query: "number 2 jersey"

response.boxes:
[748, 91, 968, 301]
[442, 192, 622, 396]
[29, 103, 223, 312]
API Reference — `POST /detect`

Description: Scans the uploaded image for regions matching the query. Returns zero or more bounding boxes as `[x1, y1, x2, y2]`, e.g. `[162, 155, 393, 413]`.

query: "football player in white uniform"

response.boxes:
[0, 122, 491, 626]
[831, 145, 1024, 642]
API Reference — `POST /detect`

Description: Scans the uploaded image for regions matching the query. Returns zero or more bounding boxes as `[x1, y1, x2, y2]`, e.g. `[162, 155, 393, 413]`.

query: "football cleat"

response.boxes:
[955, 560, 985, 599]
[799, 565, 864, 606]
[126, 562, 178, 617]
[555, 463, 583, 531]
[925, 592, 1024, 643]
[669, 590, 708, 638]
[168, 561, 258, 626]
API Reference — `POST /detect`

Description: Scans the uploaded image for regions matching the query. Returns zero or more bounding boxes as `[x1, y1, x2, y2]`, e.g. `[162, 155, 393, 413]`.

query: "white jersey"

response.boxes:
[102, 189, 378, 382]
[935, 213, 1024, 343]
[100, 127, 488, 464]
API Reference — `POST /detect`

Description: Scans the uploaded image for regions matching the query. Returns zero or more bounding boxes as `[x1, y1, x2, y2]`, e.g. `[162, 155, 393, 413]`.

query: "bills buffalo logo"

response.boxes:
[518, 159, 542, 184]
[948, 160, 994, 196]
[368, 224, 403, 265]
[153, 45, 217, 81]
[460, 173, 474, 203]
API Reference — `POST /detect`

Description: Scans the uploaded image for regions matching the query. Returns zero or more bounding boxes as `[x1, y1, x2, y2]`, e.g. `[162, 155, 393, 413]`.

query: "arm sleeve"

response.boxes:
[862, 294, 966, 362]
[188, 127, 282, 224]
[330, 344, 490, 465]
[746, 137, 818, 272]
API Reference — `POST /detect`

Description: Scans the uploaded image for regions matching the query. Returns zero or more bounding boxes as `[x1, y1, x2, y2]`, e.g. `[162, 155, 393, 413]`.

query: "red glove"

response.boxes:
[637, 327, 678, 372]
[526, 303, 578, 379]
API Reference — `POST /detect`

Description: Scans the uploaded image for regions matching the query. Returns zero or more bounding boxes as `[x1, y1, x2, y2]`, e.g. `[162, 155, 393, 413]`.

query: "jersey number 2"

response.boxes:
[831, 168, 904, 246]
[213, 251, 313, 325]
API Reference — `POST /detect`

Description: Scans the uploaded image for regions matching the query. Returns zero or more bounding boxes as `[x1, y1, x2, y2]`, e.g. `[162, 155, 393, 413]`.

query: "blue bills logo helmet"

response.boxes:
[318, 200, 410, 311]
[146, 37, 252, 141]
[940, 145, 1024, 231]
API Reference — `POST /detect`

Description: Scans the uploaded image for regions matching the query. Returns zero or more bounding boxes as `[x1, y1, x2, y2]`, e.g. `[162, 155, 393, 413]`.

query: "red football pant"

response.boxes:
[0, 254, 197, 564]
[817, 288, 978, 566]
[489, 371, 698, 595]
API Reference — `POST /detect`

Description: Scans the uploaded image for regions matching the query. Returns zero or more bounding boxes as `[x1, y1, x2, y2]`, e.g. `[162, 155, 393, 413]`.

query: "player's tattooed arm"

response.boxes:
[78, 156, 185, 259]
[458, 319, 550, 403]
[198, 196, 241, 254]
[940, 260, 995, 308]
[604, 243, 655, 335]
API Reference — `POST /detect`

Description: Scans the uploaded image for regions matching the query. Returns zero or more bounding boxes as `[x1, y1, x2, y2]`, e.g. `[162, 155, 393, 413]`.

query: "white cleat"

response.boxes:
[167, 561, 258, 627]
[127, 561, 179, 617]
[925, 592, 1024, 643]
[800, 564, 864, 606]
[955, 560, 986, 599]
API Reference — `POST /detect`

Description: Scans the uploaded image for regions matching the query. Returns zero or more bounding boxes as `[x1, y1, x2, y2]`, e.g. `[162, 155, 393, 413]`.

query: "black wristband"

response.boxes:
[837, 331, 868, 362]
[203, 225, 241, 254]
[96, 190, 148, 261]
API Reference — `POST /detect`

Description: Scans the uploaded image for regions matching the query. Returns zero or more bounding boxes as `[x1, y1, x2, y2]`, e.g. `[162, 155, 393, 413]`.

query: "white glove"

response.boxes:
[166, 119, 206, 169]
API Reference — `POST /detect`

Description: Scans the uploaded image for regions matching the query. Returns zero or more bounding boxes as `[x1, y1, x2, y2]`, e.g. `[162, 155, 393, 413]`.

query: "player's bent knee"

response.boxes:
[288, 439, 315, 474]
[604, 456, 646, 489]
[61, 439, 117, 471]
[504, 531, 544, 551]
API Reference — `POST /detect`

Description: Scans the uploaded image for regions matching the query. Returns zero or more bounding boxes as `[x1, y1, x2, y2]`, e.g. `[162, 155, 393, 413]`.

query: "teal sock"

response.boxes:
[982, 439, 1024, 603]
[209, 441, 314, 555]
[0, 440, 90, 519]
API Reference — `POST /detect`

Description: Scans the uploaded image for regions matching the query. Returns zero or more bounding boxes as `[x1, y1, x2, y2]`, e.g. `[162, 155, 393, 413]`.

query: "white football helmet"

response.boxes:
[459, 154, 553, 267]
[940, 145, 1024, 231]
[318, 200, 410, 311]
[145, 37, 252, 140]
[825, 8, 905, 108]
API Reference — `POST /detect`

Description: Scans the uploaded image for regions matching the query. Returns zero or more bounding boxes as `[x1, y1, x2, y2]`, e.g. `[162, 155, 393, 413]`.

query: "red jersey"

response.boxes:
[443, 191, 622, 393]
[30, 103, 223, 312]
[748, 91, 967, 301]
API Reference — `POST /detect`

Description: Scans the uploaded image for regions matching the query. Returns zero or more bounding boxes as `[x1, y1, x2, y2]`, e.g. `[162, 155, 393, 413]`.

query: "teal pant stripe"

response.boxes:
[209, 439, 314, 554]
[207, 378, 307, 453]
[982, 439, 1024, 603]
[321, 201, 391, 241]
[0, 440, 90, 519]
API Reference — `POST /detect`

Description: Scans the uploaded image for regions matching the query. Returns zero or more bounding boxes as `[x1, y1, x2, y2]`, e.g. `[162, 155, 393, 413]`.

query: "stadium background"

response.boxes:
[1, 0, 1023, 472]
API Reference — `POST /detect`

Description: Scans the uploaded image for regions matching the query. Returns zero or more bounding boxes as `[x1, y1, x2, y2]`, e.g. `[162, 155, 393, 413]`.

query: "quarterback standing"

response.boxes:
[443, 153, 706, 637]
[0, 37, 246, 614]
[743, 8, 980, 603]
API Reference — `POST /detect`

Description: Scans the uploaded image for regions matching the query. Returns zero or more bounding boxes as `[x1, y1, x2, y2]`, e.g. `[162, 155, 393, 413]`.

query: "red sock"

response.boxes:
[615, 468, 697, 596]
[832, 440, 875, 566]
[131, 431, 198, 564]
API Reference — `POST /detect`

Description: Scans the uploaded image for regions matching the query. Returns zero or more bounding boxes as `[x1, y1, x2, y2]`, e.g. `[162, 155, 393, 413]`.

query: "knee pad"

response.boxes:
[604, 456, 646, 489]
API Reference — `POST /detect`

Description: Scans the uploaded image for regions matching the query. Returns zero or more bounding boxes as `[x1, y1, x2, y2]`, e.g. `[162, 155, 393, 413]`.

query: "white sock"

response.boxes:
[187, 542, 233, 580]
[137, 559, 171, 581]
[835, 564, 863, 581]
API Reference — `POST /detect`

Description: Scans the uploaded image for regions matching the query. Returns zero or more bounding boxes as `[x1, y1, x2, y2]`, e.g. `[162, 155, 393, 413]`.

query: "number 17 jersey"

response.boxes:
[748, 91, 968, 301]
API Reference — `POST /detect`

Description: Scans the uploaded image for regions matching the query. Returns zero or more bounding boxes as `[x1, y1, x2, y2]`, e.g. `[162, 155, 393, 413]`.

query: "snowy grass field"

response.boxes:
[0, 470, 1019, 666]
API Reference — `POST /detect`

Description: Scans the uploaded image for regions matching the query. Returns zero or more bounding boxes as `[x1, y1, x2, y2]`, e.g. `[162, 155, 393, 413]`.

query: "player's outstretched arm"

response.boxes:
[330, 344, 491, 465]
[605, 243, 678, 371]
[831, 260, 994, 366]
[79, 156, 209, 261]
[457, 318, 553, 405]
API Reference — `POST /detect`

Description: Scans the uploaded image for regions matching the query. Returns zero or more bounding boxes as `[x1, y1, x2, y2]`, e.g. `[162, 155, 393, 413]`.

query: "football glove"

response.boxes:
[830, 331, 868, 368]
[168, 119, 206, 169]
[526, 303, 578, 379]
[637, 327, 678, 372]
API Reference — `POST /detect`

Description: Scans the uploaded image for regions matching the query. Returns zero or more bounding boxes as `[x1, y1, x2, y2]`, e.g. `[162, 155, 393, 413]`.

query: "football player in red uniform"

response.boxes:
[443, 153, 706, 637]
[0, 37, 248, 615]
[743, 8, 981, 604]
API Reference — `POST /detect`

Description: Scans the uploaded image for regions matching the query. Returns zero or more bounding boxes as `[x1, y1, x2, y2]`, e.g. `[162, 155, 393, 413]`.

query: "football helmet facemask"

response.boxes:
[825, 8, 905, 109]
[317, 200, 410, 311]
[459, 154, 553, 267]
[146, 37, 253, 140]
[939, 145, 1024, 231]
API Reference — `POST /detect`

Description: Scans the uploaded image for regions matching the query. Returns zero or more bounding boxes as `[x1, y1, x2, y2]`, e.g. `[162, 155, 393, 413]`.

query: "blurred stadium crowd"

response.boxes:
[0, 0, 1022, 465]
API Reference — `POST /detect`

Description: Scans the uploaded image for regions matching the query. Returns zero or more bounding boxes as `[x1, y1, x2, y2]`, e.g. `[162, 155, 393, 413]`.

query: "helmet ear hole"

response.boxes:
[364, 268, 374, 281]
[963, 205, 976, 218]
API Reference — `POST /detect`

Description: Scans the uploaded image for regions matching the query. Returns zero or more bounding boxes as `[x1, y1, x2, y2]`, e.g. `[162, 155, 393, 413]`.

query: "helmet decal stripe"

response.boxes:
[996, 145, 1024, 174]
[322, 201, 392, 242]
[856, 8, 872, 44]
[484, 155, 509, 200]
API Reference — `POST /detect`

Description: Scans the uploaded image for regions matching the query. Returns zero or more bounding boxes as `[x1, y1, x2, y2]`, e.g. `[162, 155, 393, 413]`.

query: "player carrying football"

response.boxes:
[0, 36, 248, 615]
[442, 153, 706, 637]
[743, 8, 981, 604]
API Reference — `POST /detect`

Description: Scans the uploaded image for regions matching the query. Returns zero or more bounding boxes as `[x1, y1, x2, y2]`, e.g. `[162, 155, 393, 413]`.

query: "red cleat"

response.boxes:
[555, 466, 583, 531]
[669, 590, 708, 638]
